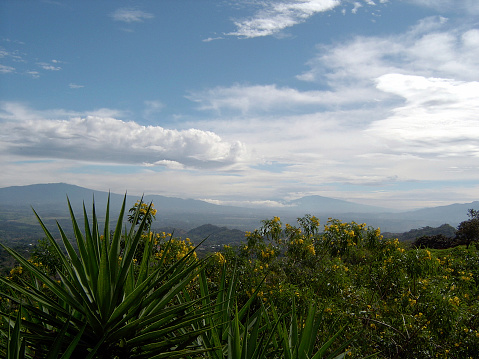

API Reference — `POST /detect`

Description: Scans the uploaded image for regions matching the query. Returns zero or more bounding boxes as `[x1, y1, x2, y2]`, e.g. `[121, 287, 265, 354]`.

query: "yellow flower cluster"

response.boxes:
[310, 216, 320, 227]
[10, 266, 23, 276]
[213, 252, 226, 265]
[423, 250, 432, 261]
[293, 238, 304, 245]
[156, 238, 197, 261]
[141, 232, 161, 245]
[261, 247, 275, 258]
[133, 201, 158, 217]
[458, 271, 474, 281]
[27, 259, 44, 267]
[449, 296, 460, 307]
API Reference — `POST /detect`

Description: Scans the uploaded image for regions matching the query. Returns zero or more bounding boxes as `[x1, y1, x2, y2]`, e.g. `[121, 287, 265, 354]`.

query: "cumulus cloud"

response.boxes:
[0, 103, 248, 170]
[110, 8, 154, 23]
[227, 0, 340, 38]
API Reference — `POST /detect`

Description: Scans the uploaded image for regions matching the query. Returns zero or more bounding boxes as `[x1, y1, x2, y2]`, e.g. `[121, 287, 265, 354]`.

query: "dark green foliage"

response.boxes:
[456, 209, 479, 248]
[30, 238, 64, 275]
[384, 223, 457, 242]
[186, 224, 245, 247]
[412, 234, 460, 249]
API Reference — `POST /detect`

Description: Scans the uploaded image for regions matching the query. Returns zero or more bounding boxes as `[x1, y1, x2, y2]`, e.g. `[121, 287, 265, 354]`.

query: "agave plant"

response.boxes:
[192, 264, 272, 359]
[0, 196, 211, 358]
[270, 300, 354, 359]
[184, 262, 354, 359]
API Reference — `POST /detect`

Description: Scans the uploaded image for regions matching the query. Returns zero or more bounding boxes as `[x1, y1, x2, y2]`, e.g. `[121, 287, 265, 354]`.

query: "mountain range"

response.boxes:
[0, 183, 478, 236]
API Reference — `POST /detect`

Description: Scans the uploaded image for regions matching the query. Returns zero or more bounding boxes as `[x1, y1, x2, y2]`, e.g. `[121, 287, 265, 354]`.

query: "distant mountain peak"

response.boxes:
[286, 195, 389, 214]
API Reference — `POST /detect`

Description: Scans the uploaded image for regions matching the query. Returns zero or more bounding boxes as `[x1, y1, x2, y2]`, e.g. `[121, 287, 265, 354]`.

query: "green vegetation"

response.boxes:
[203, 215, 479, 358]
[0, 197, 210, 358]
[1, 199, 478, 358]
[384, 224, 457, 243]
[456, 209, 479, 248]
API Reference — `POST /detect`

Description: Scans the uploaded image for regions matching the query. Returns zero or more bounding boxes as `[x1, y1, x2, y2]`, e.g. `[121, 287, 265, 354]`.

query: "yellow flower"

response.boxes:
[449, 296, 460, 307]
[214, 252, 226, 265]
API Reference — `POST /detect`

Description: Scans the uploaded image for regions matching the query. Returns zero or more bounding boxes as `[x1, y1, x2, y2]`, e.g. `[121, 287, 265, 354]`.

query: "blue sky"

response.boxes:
[1, 0, 478, 210]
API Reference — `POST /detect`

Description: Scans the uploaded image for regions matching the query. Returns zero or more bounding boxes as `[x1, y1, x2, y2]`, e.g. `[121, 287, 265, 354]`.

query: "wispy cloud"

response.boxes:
[227, 0, 341, 38]
[37, 62, 62, 71]
[110, 8, 154, 23]
[400, 0, 479, 14]
[69, 83, 84, 89]
[298, 16, 479, 84]
[143, 100, 165, 119]
[25, 71, 40, 78]
[188, 83, 384, 114]
[351, 2, 363, 13]
[0, 64, 15, 74]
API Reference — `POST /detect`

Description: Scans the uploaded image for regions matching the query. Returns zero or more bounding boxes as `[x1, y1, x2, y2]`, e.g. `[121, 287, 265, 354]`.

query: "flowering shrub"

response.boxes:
[2, 206, 479, 358]
[209, 215, 479, 358]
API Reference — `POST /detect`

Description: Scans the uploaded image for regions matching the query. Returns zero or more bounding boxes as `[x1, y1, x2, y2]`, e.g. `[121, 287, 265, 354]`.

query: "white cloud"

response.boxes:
[151, 160, 185, 170]
[25, 71, 40, 78]
[400, 0, 479, 14]
[228, 0, 341, 38]
[143, 100, 165, 118]
[0, 103, 248, 170]
[182, 16, 479, 206]
[110, 8, 154, 23]
[203, 36, 224, 42]
[298, 16, 479, 86]
[368, 74, 479, 156]
[201, 198, 292, 208]
[352, 2, 363, 13]
[291, 19, 479, 165]
[38, 62, 62, 71]
[188, 83, 384, 114]
[69, 83, 84, 89]
[0, 64, 15, 74]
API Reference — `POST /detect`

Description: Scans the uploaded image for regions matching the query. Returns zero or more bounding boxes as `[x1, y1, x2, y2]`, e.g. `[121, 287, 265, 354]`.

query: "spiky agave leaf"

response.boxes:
[0, 195, 212, 357]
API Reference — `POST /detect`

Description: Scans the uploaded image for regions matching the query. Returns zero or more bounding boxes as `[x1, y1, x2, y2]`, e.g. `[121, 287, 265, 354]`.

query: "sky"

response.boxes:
[1, 0, 478, 210]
